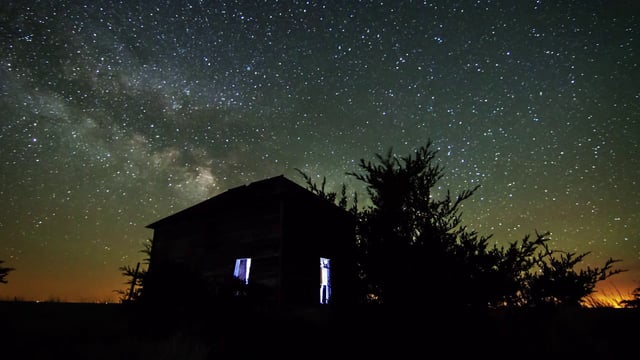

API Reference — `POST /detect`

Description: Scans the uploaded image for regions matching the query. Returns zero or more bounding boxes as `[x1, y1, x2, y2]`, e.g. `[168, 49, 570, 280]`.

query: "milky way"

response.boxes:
[1, 1, 638, 302]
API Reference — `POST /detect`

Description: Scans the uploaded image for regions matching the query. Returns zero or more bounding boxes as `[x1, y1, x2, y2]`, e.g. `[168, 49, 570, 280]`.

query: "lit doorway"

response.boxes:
[320, 257, 331, 304]
[234, 258, 252, 284]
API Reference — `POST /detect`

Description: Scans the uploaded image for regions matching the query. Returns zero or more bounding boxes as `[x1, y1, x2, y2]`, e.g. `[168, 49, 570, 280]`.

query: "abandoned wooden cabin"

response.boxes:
[144, 175, 357, 308]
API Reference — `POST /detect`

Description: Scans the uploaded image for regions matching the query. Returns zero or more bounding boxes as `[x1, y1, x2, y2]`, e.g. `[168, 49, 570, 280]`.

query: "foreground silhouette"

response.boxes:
[104, 141, 633, 360]
[299, 140, 625, 309]
[119, 141, 624, 311]
[621, 287, 640, 308]
[3, 299, 638, 360]
[0, 260, 14, 284]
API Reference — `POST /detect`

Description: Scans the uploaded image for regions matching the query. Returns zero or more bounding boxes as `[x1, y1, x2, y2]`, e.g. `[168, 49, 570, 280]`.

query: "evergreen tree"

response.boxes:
[0, 260, 14, 284]
[115, 239, 152, 302]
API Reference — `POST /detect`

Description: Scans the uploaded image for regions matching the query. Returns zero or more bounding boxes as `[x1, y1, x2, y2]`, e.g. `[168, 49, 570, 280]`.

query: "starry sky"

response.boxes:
[0, 0, 638, 303]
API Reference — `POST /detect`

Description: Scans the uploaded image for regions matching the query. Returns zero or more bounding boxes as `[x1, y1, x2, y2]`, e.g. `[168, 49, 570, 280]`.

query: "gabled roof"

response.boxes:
[146, 175, 348, 229]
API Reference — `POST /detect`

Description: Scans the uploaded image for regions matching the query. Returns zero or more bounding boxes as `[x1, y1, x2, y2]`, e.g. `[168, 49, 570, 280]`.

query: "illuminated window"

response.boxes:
[234, 258, 252, 284]
[320, 257, 331, 304]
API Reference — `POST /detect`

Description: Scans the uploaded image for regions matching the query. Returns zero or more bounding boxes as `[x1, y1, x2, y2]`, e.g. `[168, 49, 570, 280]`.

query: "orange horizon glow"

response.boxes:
[1, 269, 637, 306]
[0, 266, 127, 303]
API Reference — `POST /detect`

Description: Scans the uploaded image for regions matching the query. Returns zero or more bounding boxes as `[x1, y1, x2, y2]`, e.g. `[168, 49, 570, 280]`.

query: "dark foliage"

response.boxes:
[347, 142, 481, 307]
[114, 239, 152, 302]
[620, 287, 640, 308]
[299, 141, 625, 309]
[526, 240, 625, 308]
[0, 260, 14, 284]
[114, 263, 145, 302]
[295, 168, 358, 214]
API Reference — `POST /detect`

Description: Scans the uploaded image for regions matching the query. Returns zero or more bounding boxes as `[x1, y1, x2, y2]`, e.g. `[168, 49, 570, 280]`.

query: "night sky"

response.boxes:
[1, 1, 638, 303]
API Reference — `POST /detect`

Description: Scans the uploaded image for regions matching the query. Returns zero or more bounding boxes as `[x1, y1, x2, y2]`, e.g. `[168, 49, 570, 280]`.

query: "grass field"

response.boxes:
[1, 300, 638, 359]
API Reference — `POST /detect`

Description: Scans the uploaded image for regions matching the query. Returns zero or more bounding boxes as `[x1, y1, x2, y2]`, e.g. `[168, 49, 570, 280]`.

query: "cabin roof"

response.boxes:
[146, 175, 348, 229]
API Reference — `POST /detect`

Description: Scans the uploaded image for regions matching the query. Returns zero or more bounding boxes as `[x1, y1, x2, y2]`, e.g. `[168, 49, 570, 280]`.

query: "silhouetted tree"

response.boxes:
[620, 286, 640, 308]
[481, 231, 624, 308]
[115, 239, 152, 302]
[295, 168, 358, 214]
[301, 141, 483, 307]
[115, 263, 146, 302]
[0, 260, 14, 284]
[484, 231, 550, 307]
[525, 240, 625, 308]
[299, 141, 625, 309]
[346, 142, 528, 308]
